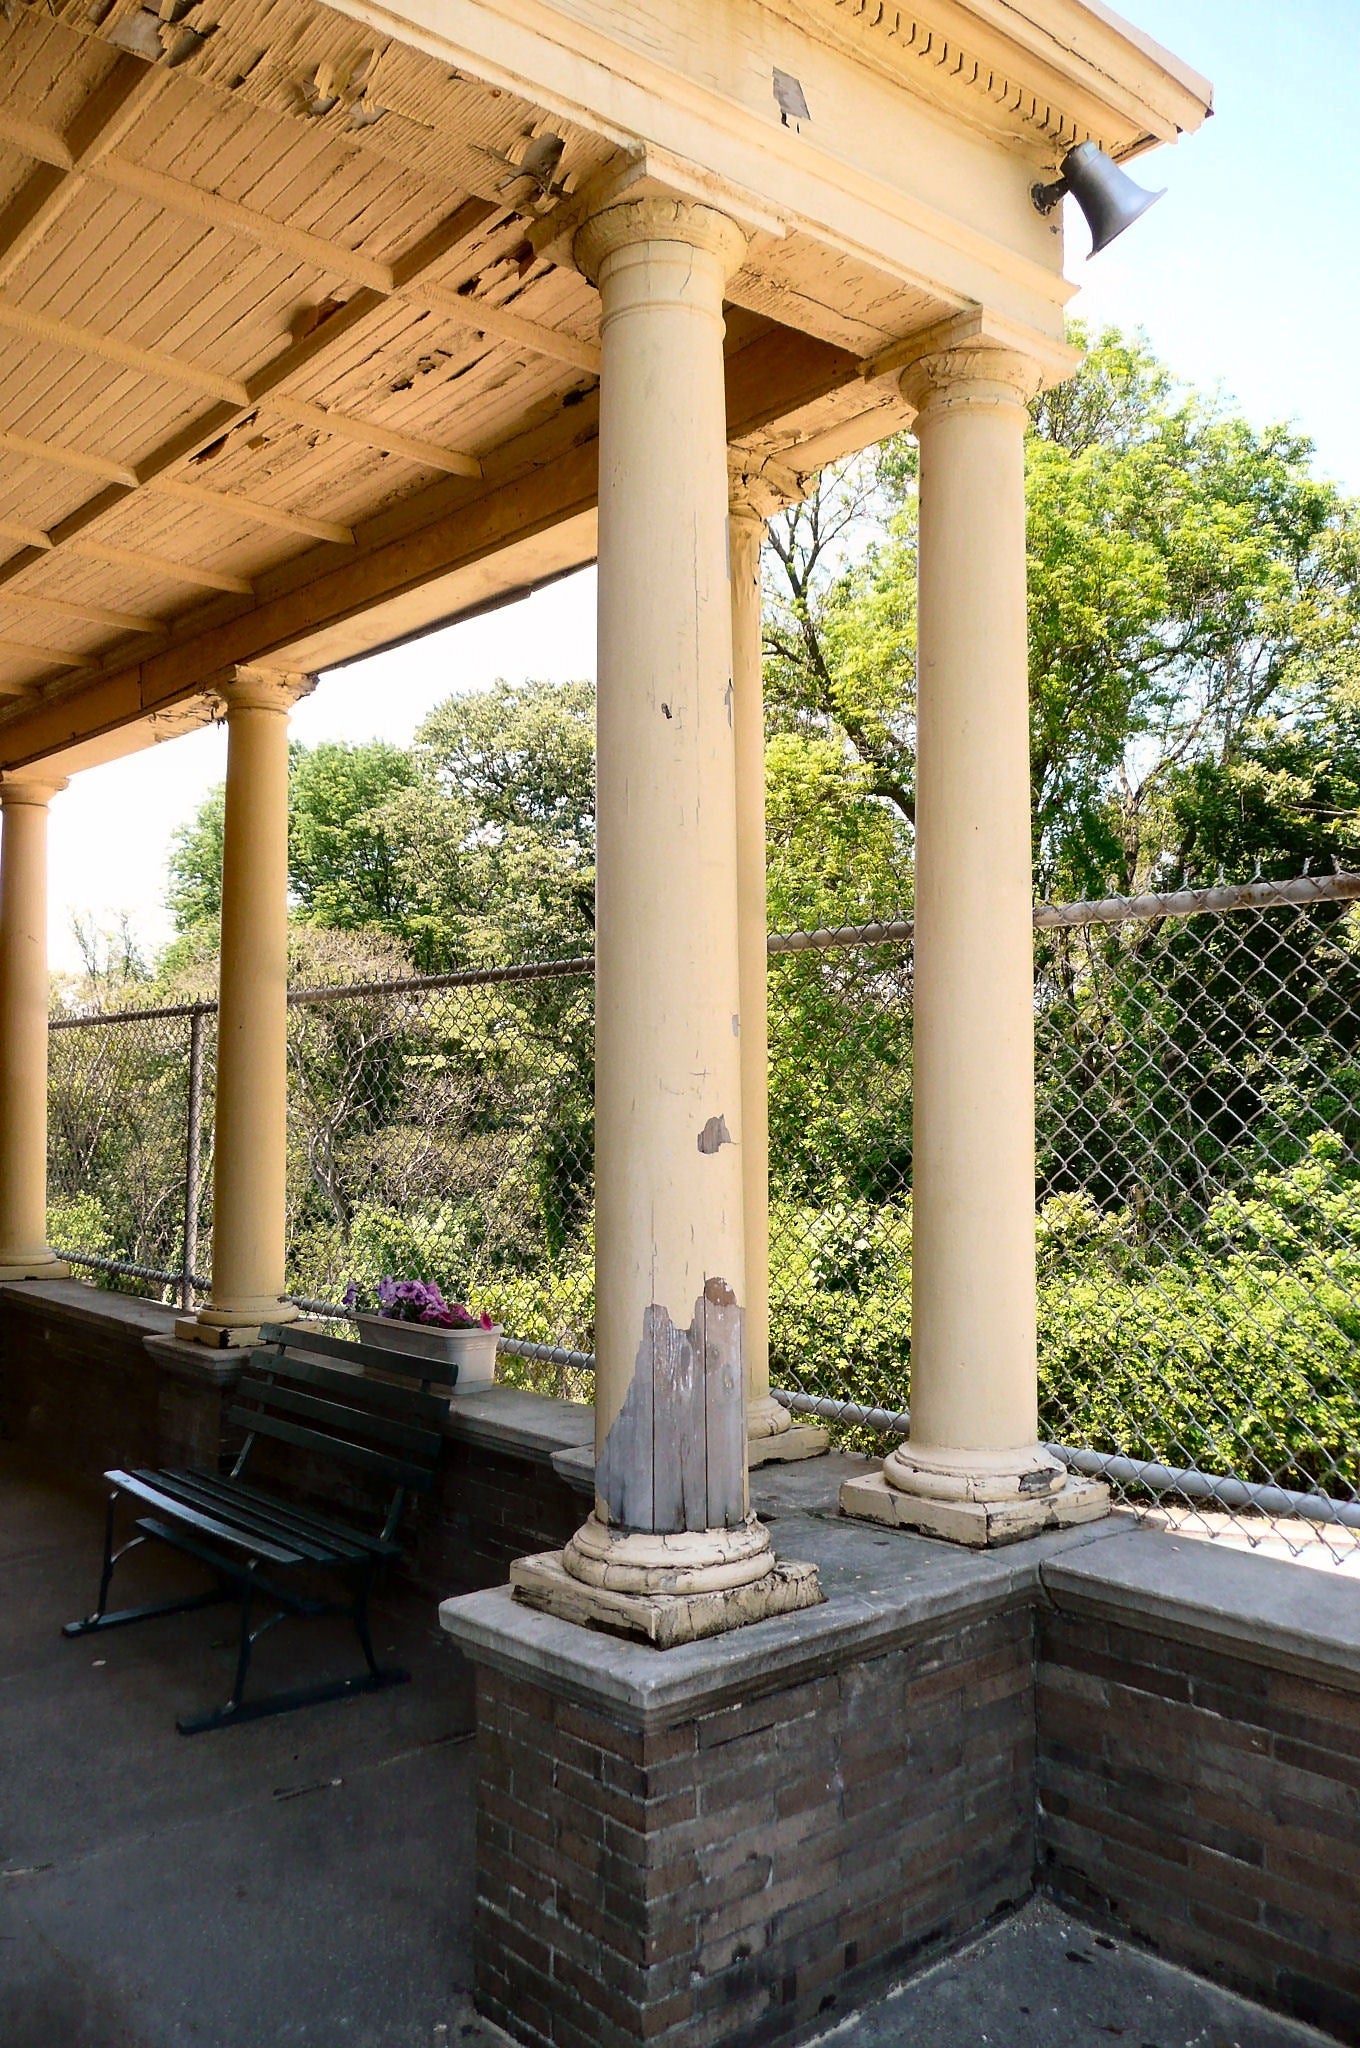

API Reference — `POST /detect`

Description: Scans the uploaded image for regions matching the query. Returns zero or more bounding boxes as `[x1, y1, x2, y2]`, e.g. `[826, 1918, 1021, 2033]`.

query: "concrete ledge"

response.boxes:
[1041, 1521, 1360, 1696]
[443, 1383, 594, 1464]
[442, 1472, 1126, 1731]
[143, 1331, 254, 1388]
[0, 1275, 177, 1337]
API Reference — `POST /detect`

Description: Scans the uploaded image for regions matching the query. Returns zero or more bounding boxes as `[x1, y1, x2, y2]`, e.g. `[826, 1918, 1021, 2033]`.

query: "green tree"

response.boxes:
[166, 740, 419, 941]
[763, 324, 1360, 904]
[289, 741, 420, 931]
[384, 677, 596, 967]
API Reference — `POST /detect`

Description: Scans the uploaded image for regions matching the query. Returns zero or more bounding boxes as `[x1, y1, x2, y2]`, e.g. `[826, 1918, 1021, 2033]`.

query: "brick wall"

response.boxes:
[1038, 1606, 1360, 2041]
[412, 1438, 584, 1596]
[0, 1283, 178, 1478]
[474, 1603, 1034, 2048]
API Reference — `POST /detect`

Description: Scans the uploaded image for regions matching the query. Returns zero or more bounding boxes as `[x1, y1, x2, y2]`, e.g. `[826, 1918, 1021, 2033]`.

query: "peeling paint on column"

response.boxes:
[596, 1282, 747, 1534]
[697, 1113, 731, 1154]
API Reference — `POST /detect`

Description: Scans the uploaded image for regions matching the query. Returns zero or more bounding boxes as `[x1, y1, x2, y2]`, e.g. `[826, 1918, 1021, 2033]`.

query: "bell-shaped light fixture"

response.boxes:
[1031, 142, 1165, 257]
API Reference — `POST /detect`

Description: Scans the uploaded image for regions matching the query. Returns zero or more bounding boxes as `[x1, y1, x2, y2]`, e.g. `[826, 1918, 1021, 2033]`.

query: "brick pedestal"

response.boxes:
[471, 1605, 1032, 2048]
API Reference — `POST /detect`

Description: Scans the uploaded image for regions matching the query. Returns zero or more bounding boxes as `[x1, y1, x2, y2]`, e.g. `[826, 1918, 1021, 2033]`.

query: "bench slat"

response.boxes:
[149, 1471, 367, 1564]
[225, 1409, 438, 1491]
[249, 1351, 449, 1427]
[166, 1471, 398, 1559]
[106, 1469, 303, 1566]
[233, 1375, 444, 1460]
[259, 1323, 459, 1387]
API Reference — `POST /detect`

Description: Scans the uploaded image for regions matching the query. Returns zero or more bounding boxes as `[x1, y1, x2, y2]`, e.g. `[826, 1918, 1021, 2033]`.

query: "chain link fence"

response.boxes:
[46, 872, 1360, 1563]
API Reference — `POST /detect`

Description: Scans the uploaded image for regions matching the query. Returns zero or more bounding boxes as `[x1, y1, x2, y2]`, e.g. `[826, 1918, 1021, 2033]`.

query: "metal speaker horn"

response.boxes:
[1031, 142, 1165, 257]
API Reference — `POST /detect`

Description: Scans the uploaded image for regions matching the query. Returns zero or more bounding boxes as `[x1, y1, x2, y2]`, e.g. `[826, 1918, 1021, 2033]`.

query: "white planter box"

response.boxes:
[353, 1313, 502, 1388]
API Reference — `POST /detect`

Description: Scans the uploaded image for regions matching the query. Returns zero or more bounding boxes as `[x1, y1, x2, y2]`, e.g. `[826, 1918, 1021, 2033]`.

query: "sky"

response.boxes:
[44, 0, 1360, 973]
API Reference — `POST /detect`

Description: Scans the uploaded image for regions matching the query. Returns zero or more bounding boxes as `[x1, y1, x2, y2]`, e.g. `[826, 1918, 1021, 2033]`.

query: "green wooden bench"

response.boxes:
[63, 1323, 453, 1735]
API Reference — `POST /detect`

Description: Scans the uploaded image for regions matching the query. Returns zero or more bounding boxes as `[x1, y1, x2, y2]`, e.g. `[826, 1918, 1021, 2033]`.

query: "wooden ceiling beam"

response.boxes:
[0, 199, 497, 613]
[0, 516, 53, 551]
[2, 590, 159, 634]
[0, 636, 97, 672]
[63, 541, 253, 596]
[0, 54, 164, 290]
[0, 426, 352, 541]
[0, 293, 250, 405]
[147, 479, 353, 546]
[0, 426, 136, 488]
[259, 397, 482, 477]
[0, 108, 601, 372]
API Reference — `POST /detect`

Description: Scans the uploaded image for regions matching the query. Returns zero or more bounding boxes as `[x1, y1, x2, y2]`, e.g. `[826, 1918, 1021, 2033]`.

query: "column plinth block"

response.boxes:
[562, 1509, 775, 1596]
[749, 1420, 832, 1466]
[840, 1467, 1109, 1547]
[175, 1297, 297, 1348]
[511, 1548, 824, 1648]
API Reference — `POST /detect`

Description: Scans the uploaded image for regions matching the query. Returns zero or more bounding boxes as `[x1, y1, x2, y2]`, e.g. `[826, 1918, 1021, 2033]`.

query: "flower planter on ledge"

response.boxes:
[353, 1313, 502, 1388]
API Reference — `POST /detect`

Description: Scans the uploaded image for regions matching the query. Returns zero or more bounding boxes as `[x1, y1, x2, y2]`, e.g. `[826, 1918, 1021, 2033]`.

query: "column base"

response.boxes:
[510, 1547, 824, 1648]
[749, 1421, 832, 1466]
[175, 1298, 298, 1348]
[0, 1254, 69, 1281]
[840, 1467, 1110, 1547]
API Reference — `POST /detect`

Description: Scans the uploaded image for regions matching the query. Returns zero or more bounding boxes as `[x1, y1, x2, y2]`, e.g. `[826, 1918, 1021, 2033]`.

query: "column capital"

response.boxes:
[899, 343, 1044, 426]
[0, 774, 67, 808]
[574, 196, 747, 286]
[217, 665, 316, 717]
[728, 458, 804, 529]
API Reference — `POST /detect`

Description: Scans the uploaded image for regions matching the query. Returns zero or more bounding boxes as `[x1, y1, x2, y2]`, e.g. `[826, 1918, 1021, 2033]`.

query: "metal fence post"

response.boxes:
[181, 1003, 207, 1313]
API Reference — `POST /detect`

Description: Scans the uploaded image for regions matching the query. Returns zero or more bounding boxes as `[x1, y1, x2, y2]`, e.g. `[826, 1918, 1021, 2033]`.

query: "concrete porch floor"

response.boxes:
[0, 1450, 1341, 2048]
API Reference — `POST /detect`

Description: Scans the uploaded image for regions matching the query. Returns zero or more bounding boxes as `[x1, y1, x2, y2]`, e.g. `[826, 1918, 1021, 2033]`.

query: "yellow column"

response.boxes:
[0, 777, 69, 1281]
[178, 666, 312, 1346]
[554, 194, 778, 1603]
[841, 342, 1106, 1545]
[729, 479, 829, 1466]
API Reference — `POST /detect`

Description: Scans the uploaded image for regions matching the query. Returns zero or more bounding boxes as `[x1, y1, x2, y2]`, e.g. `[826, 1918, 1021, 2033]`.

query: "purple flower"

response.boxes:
[360, 1275, 494, 1329]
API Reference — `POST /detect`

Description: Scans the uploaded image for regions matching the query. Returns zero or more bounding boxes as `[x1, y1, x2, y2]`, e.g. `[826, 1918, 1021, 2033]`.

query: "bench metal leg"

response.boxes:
[63, 1490, 234, 1638]
[175, 1561, 409, 1736]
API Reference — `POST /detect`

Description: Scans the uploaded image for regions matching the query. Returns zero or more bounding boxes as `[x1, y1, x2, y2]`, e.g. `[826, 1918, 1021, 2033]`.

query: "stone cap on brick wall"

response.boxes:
[441, 1481, 1125, 1731]
[442, 1384, 594, 1464]
[1042, 1527, 1360, 1698]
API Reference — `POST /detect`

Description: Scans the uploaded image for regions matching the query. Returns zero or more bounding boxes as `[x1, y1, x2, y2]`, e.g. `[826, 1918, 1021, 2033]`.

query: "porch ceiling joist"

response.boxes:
[0, 427, 354, 546]
[0, 102, 602, 374]
[0, 321, 864, 771]
[0, 52, 166, 289]
[0, 635, 96, 672]
[0, 178, 500, 612]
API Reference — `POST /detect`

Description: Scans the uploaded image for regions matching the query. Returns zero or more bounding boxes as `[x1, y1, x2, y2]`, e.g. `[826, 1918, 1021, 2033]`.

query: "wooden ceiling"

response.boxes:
[0, 0, 953, 768]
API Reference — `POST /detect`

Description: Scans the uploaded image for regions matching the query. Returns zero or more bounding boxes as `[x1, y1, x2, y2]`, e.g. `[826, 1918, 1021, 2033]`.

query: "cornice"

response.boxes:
[767, 0, 1212, 164]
